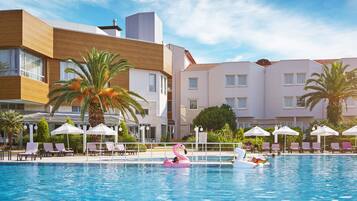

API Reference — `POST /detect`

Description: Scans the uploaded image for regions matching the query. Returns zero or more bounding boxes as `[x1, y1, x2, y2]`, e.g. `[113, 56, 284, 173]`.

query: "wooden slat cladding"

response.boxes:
[0, 77, 21, 100]
[0, 10, 22, 47]
[21, 76, 49, 104]
[0, 76, 48, 104]
[22, 11, 53, 57]
[48, 59, 60, 88]
[53, 29, 170, 75]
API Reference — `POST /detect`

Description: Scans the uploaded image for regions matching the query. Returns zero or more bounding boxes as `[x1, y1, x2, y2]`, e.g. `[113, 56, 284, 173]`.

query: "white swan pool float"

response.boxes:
[233, 148, 270, 168]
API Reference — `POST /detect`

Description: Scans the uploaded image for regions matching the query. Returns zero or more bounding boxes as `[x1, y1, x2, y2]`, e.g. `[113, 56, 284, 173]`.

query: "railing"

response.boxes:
[85, 142, 242, 164]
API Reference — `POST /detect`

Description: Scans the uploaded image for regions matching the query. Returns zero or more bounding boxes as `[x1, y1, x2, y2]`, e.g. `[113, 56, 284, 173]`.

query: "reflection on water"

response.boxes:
[0, 156, 356, 201]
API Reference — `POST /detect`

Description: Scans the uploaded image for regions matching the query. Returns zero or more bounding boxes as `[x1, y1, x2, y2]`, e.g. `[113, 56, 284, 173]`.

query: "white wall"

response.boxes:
[129, 68, 167, 140]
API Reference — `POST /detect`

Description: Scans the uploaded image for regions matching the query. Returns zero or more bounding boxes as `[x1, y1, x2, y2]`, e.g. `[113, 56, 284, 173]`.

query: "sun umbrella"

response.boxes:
[244, 126, 270, 137]
[86, 124, 116, 155]
[342, 126, 357, 146]
[51, 123, 84, 149]
[311, 125, 339, 151]
[273, 126, 299, 152]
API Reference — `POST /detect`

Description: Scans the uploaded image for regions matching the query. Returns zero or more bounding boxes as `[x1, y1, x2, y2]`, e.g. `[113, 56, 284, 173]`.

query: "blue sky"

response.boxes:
[1, 0, 357, 63]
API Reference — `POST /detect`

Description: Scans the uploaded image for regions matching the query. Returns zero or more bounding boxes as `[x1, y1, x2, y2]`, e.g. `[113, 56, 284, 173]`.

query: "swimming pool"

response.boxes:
[0, 156, 356, 200]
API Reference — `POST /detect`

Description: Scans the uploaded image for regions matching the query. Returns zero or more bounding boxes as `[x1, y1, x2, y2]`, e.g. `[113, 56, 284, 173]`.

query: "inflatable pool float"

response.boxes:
[163, 144, 190, 168]
[233, 148, 270, 168]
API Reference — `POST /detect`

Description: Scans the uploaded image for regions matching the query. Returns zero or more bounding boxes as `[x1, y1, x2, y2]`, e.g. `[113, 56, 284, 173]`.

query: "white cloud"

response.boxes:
[134, 0, 357, 60]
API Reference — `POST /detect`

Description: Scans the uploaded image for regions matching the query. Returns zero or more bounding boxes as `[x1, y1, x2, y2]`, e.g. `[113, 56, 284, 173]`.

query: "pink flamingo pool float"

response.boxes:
[163, 143, 190, 168]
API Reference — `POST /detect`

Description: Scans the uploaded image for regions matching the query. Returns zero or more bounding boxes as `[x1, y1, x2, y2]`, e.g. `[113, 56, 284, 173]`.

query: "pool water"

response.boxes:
[0, 156, 356, 201]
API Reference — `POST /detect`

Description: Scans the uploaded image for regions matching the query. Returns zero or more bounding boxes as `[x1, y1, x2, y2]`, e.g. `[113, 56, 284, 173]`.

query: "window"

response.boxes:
[0, 49, 17, 76]
[149, 74, 156, 92]
[346, 98, 356, 107]
[0, 48, 44, 81]
[72, 106, 80, 113]
[225, 75, 235, 87]
[160, 75, 164, 94]
[60, 61, 82, 81]
[225, 97, 235, 108]
[19, 50, 44, 81]
[136, 109, 149, 115]
[188, 77, 198, 89]
[237, 74, 248, 86]
[284, 96, 294, 108]
[296, 96, 306, 108]
[284, 73, 294, 85]
[296, 73, 306, 85]
[189, 99, 197, 109]
[0, 103, 24, 111]
[237, 97, 247, 109]
[164, 77, 167, 94]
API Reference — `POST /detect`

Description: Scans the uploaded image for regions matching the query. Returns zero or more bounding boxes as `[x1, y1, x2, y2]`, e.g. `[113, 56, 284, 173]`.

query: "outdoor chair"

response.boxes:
[302, 142, 311, 153]
[271, 143, 280, 153]
[262, 142, 270, 153]
[330, 143, 340, 153]
[106, 142, 122, 155]
[289, 142, 300, 153]
[55, 143, 74, 156]
[17, 143, 40, 161]
[43, 143, 60, 157]
[312, 142, 321, 153]
[116, 144, 137, 155]
[341, 142, 353, 153]
[87, 143, 101, 155]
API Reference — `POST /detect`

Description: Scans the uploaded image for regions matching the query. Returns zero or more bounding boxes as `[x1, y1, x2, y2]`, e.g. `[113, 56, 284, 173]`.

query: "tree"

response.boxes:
[119, 120, 129, 136]
[193, 104, 237, 131]
[302, 61, 357, 125]
[65, 116, 75, 126]
[0, 110, 23, 149]
[37, 117, 49, 143]
[48, 48, 146, 127]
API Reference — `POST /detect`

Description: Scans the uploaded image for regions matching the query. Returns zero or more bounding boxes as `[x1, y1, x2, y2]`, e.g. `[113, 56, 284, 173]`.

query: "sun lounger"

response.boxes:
[271, 144, 280, 153]
[55, 143, 74, 156]
[289, 142, 300, 153]
[87, 143, 101, 155]
[302, 142, 311, 153]
[330, 142, 340, 153]
[262, 142, 270, 153]
[312, 142, 321, 153]
[43, 143, 60, 157]
[115, 144, 137, 155]
[341, 142, 353, 153]
[17, 143, 40, 161]
[106, 142, 122, 155]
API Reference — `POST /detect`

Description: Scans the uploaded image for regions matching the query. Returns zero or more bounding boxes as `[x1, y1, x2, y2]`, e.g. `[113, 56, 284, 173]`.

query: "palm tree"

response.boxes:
[48, 48, 146, 127]
[0, 110, 23, 149]
[302, 61, 357, 125]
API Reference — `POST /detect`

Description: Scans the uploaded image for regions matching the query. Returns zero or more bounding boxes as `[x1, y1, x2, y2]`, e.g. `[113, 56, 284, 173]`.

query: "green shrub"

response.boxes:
[36, 117, 50, 143]
[193, 104, 237, 131]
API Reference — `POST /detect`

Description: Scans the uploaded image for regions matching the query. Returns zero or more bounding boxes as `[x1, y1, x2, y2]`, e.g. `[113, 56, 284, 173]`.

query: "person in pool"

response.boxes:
[172, 157, 179, 163]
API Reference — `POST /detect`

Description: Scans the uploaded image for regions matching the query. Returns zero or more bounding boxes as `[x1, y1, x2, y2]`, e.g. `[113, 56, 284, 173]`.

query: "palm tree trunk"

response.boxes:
[8, 132, 12, 150]
[88, 102, 105, 127]
[327, 99, 342, 125]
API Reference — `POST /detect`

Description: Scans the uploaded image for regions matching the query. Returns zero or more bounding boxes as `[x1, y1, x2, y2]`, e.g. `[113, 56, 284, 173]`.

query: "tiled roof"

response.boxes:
[184, 63, 218, 71]
[314, 59, 338, 65]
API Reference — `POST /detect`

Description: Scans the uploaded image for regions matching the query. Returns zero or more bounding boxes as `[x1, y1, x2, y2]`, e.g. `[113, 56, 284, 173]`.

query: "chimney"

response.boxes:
[98, 18, 122, 38]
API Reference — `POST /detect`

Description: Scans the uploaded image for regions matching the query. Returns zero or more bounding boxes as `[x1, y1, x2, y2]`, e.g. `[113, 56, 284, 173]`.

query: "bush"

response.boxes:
[118, 121, 146, 152]
[37, 117, 50, 143]
[193, 104, 237, 131]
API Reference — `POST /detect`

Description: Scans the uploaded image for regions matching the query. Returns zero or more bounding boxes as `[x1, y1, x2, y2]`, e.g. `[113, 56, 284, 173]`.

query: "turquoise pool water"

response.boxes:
[0, 156, 356, 201]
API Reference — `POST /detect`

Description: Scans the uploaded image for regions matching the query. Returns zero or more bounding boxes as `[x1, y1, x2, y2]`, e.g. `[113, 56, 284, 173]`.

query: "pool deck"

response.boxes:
[1, 151, 356, 165]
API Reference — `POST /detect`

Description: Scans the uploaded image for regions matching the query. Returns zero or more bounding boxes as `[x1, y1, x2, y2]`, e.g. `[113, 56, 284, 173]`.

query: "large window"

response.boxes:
[189, 99, 198, 109]
[284, 96, 294, 108]
[149, 74, 156, 92]
[72, 106, 80, 113]
[0, 49, 17, 76]
[225, 97, 235, 108]
[160, 75, 167, 94]
[225, 75, 235, 87]
[237, 74, 248, 86]
[284, 73, 294, 85]
[19, 50, 44, 81]
[188, 77, 198, 89]
[296, 73, 306, 85]
[60, 61, 81, 81]
[237, 97, 247, 109]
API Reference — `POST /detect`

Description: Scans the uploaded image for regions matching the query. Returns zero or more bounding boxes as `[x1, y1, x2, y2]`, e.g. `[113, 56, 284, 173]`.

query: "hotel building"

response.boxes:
[0, 9, 355, 141]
